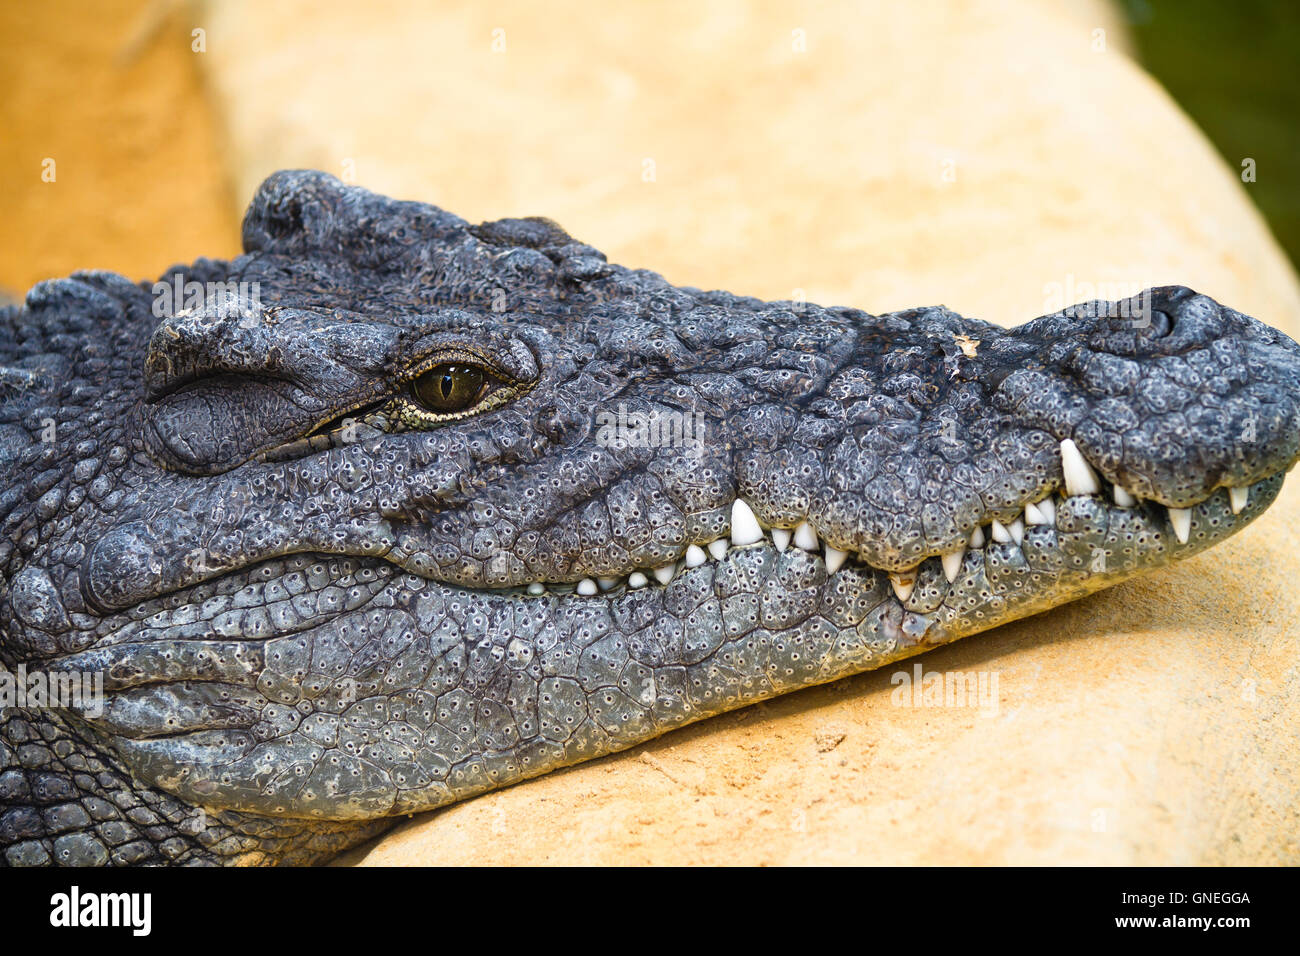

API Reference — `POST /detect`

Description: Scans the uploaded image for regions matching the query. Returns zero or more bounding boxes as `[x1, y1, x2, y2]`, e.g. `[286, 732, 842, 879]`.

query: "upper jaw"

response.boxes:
[78, 279, 1300, 611]
[506, 434, 1281, 604]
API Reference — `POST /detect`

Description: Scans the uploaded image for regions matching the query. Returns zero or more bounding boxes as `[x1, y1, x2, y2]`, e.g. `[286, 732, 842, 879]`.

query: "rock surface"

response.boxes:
[0, 0, 239, 290]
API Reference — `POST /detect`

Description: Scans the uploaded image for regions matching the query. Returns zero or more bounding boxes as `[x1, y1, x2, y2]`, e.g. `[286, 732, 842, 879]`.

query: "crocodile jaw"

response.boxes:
[70, 469, 1283, 820]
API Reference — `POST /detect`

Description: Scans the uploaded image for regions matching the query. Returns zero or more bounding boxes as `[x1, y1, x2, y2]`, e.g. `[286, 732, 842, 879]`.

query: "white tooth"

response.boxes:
[1229, 486, 1248, 514]
[990, 519, 1012, 544]
[969, 525, 986, 548]
[653, 564, 676, 585]
[628, 571, 648, 589]
[1024, 501, 1048, 525]
[526, 582, 546, 596]
[684, 544, 708, 568]
[1009, 517, 1024, 545]
[824, 545, 849, 574]
[889, 570, 916, 603]
[577, 578, 598, 596]
[1038, 497, 1056, 525]
[941, 549, 965, 583]
[1060, 439, 1101, 497]
[1113, 485, 1137, 507]
[730, 498, 763, 546]
[772, 528, 791, 552]
[597, 576, 620, 591]
[707, 539, 729, 561]
[793, 521, 819, 551]
[1168, 506, 1191, 544]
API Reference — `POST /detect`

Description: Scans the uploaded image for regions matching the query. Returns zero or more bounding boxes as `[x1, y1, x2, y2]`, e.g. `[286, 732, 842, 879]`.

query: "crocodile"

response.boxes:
[2, 170, 1298, 866]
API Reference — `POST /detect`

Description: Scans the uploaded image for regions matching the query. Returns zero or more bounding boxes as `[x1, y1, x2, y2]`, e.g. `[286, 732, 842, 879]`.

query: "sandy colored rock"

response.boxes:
[197, 0, 1292, 331]
[0, 0, 239, 292]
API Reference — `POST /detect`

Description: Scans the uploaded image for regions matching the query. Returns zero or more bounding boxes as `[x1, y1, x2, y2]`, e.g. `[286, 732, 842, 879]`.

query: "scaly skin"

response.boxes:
[2, 171, 1298, 866]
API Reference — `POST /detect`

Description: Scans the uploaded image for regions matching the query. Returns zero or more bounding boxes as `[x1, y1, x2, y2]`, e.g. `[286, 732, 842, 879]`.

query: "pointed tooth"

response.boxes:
[1229, 486, 1248, 514]
[889, 570, 916, 603]
[577, 578, 598, 596]
[824, 545, 849, 574]
[707, 539, 729, 561]
[597, 576, 620, 591]
[1037, 497, 1056, 525]
[653, 564, 676, 585]
[968, 525, 986, 548]
[1060, 438, 1101, 497]
[1023, 501, 1048, 525]
[1168, 506, 1191, 544]
[730, 498, 763, 546]
[990, 519, 1012, 544]
[526, 582, 546, 596]
[627, 571, 648, 589]
[684, 544, 708, 568]
[772, 528, 791, 552]
[1113, 485, 1137, 507]
[793, 521, 819, 551]
[941, 549, 965, 583]
[1009, 517, 1024, 545]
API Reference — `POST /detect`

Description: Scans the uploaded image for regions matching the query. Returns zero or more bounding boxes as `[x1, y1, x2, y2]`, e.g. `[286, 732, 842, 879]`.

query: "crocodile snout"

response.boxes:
[994, 286, 1300, 509]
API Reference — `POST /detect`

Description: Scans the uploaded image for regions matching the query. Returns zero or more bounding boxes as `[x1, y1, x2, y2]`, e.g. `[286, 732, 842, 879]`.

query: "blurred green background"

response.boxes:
[1123, 0, 1300, 269]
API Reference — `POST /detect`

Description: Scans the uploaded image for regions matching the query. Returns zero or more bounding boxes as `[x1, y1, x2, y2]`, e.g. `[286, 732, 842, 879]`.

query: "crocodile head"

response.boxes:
[3, 171, 1299, 865]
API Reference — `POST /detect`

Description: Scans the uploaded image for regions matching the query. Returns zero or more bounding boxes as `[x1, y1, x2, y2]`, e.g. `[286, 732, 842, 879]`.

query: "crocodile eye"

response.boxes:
[390, 346, 535, 429]
[411, 363, 488, 413]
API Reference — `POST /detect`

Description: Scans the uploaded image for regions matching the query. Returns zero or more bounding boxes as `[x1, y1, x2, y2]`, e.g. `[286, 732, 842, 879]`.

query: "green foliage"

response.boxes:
[1122, 0, 1300, 268]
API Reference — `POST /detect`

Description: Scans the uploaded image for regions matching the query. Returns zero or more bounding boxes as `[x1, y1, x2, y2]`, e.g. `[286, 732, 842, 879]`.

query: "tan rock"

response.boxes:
[0, 0, 239, 292]
[207, 0, 1300, 863]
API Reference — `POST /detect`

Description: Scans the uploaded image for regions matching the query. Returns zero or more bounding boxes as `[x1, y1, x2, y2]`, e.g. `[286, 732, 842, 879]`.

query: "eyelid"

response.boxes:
[400, 346, 514, 387]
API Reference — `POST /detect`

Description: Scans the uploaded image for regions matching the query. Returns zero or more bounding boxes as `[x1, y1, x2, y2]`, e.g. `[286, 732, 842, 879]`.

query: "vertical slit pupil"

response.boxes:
[413, 362, 487, 412]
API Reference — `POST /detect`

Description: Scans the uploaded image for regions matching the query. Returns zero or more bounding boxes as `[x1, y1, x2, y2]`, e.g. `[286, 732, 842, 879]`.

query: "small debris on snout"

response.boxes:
[953, 333, 980, 358]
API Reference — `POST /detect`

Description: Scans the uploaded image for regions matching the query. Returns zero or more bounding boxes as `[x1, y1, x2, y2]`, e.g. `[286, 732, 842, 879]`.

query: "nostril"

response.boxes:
[1144, 309, 1174, 338]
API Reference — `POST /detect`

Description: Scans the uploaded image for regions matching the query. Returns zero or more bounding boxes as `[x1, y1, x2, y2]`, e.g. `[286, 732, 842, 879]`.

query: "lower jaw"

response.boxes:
[902, 475, 1285, 642]
[90, 475, 1282, 820]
